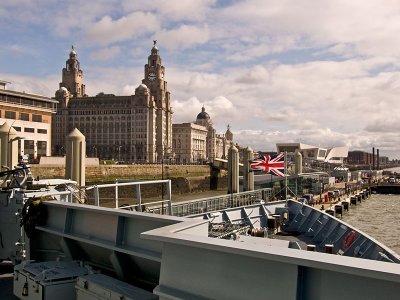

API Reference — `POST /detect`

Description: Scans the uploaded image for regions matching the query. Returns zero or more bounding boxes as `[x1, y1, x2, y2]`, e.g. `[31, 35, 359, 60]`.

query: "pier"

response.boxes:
[370, 183, 400, 194]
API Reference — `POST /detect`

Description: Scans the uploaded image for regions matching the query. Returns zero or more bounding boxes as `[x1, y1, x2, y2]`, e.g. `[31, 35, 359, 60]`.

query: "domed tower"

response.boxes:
[55, 86, 70, 108]
[134, 84, 151, 105]
[195, 106, 217, 161]
[225, 124, 233, 141]
[196, 106, 212, 129]
[134, 83, 157, 162]
[59, 46, 86, 98]
[142, 41, 172, 161]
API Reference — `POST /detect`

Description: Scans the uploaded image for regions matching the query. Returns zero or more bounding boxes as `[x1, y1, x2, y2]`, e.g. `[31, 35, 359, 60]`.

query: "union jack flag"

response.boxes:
[250, 153, 285, 177]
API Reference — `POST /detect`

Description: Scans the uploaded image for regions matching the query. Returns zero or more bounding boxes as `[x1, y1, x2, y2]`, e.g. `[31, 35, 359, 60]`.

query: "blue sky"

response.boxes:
[2, 0, 400, 159]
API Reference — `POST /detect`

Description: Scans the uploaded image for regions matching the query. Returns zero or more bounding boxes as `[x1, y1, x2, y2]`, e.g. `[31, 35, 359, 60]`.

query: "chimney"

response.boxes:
[377, 149, 380, 170]
[372, 147, 375, 170]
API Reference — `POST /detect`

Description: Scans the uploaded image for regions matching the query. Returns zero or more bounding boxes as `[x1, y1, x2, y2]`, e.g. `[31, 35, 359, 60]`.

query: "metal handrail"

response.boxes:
[147, 188, 273, 216]
[33, 181, 271, 218]
[87, 179, 173, 214]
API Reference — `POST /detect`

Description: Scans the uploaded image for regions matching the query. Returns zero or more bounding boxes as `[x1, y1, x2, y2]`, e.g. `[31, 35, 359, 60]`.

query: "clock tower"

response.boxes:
[142, 41, 172, 161]
[59, 46, 85, 98]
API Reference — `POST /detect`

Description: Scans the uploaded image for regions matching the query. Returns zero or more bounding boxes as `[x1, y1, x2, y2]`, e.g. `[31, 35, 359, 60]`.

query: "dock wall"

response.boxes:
[30, 164, 227, 195]
[31, 164, 214, 181]
[371, 184, 400, 194]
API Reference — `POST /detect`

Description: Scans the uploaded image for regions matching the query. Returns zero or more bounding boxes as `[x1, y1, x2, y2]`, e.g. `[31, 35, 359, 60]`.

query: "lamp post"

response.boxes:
[117, 146, 122, 162]
[161, 145, 172, 214]
[161, 147, 165, 214]
[34, 142, 37, 160]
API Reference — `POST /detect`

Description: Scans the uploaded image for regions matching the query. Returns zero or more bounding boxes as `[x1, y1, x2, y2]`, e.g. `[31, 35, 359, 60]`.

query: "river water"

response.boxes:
[342, 193, 400, 255]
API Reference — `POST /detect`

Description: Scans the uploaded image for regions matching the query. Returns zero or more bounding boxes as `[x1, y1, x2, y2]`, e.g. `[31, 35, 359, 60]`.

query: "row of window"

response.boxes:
[65, 109, 150, 116]
[71, 115, 146, 121]
[54, 126, 147, 133]
[13, 126, 47, 134]
[3, 110, 43, 122]
[0, 94, 56, 109]
[68, 109, 131, 115]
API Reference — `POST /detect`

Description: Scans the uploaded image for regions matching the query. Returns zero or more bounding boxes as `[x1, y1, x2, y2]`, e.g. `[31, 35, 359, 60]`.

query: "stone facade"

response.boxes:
[52, 42, 172, 163]
[172, 123, 208, 163]
[30, 164, 212, 181]
[172, 106, 234, 163]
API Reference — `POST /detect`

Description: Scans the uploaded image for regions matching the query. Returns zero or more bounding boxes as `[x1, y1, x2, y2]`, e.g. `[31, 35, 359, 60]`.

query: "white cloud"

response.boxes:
[156, 25, 210, 51]
[3, 0, 400, 159]
[89, 46, 121, 61]
[172, 94, 238, 131]
[83, 66, 143, 96]
[122, 85, 136, 95]
[121, 0, 216, 22]
[217, 0, 400, 60]
[172, 96, 204, 124]
[86, 12, 160, 45]
[0, 73, 58, 97]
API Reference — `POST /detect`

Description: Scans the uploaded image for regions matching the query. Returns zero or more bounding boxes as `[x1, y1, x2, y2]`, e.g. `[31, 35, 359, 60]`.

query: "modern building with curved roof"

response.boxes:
[276, 143, 348, 164]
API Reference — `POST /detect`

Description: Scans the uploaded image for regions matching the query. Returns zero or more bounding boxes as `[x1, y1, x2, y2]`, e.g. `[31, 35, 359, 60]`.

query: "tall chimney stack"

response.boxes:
[377, 149, 380, 170]
[372, 147, 375, 170]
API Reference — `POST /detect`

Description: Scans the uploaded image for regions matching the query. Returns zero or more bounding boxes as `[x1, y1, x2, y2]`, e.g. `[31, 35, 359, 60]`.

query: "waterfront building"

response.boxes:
[379, 156, 389, 167]
[276, 143, 348, 164]
[195, 106, 233, 161]
[0, 80, 57, 160]
[52, 42, 172, 162]
[347, 150, 373, 165]
[172, 106, 233, 163]
[172, 123, 208, 163]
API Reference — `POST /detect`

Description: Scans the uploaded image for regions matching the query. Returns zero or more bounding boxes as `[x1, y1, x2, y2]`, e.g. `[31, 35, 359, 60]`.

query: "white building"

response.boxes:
[276, 143, 348, 164]
[172, 107, 234, 164]
[172, 123, 208, 163]
[0, 81, 57, 160]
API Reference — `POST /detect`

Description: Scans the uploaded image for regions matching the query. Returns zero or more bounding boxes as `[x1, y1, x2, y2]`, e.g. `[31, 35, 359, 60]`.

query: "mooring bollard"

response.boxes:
[334, 205, 343, 217]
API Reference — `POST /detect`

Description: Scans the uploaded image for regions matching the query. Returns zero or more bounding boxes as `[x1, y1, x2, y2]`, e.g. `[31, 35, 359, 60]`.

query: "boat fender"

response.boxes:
[343, 230, 357, 249]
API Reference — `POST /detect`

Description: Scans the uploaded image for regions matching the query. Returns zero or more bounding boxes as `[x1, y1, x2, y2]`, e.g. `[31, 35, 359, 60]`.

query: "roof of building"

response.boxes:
[70, 45, 76, 57]
[196, 106, 210, 120]
[276, 142, 348, 164]
[136, 84, 148, 90]
[67, 95, 131, 109]
[0, 88, 58, 103]
[172, 122, 208, 131]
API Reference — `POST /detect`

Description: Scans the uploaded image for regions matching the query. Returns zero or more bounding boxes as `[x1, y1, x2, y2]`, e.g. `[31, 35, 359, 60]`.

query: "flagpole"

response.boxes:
[285, 151, 288, 200]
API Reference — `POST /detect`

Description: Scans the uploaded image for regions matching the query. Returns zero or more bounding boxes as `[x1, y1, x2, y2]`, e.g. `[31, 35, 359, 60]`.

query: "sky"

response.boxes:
[1, 0, 400, 159]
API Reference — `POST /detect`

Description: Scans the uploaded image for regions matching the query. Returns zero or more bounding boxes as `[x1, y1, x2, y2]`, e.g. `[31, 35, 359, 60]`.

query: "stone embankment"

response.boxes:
[30, 164, 228, 196]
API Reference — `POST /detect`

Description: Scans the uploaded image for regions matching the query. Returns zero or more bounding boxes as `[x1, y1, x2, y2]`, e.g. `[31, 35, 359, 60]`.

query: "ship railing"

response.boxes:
[33, 182, 272, 218]
[27, 190, 77, 203]
[85, 179, 173, 214]
[146, 187, 273, 217]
